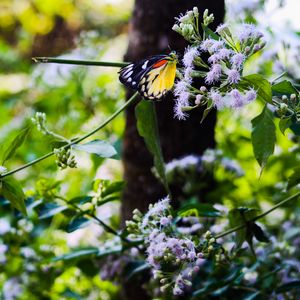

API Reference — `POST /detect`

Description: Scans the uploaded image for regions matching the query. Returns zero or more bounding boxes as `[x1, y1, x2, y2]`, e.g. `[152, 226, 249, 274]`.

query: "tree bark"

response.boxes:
[121, 1, 225, 299]
[121, 0, 225, 220]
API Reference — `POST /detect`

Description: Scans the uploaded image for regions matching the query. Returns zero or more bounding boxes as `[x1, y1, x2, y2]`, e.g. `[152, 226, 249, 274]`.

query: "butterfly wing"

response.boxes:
[139, 58, 177, 99]
[119, 54, 177, 100]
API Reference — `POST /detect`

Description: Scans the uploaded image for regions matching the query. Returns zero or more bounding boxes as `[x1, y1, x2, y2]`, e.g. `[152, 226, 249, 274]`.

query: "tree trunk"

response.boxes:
[121, 0, 225, 220]
[121, 2, 224, 297]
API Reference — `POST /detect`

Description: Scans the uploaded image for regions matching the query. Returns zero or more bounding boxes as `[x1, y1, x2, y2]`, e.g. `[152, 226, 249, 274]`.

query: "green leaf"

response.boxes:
[124, 261, 151, 280]
[1, 127, 31, 165]
[192, 267, 243, 297]
[279, 117, 293, 135]
[73, 139, 117, 159]
[251, 105, 276, 170]
[100, 180, 125, 198]
[243, 291, 261, 300]
[287, 167, 300, 189]
[229, 209, 247, 250]
[67, 216, 91, 233]
[69, 196, 93, 205]
[200, 99, 213, 123]
[290, 122, 300, 136]
[201, 23, 219, 40]
[249, 222, 269, 243]
[135, 100, 169, 193]
[39, 203, 67, 219]
[229, 208, 258, 250]
[97, 245, 122, 258]
[0, 177, 27, 215]
[178, 203, 221, 217]
[52, 247, 99, 262]
[276, 281, 300, 293]
[240, 75, 272, 104]
[272, 80, 298, 96]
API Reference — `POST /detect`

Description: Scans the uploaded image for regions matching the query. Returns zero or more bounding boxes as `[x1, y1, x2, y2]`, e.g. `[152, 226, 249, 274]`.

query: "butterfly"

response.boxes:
[119, 52, 178, 100]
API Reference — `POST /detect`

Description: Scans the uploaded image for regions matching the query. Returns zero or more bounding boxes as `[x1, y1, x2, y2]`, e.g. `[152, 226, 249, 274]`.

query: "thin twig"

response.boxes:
[0, 92, 139, 179]
[215, 191, 300, 239]
[32, 57, 128, 68]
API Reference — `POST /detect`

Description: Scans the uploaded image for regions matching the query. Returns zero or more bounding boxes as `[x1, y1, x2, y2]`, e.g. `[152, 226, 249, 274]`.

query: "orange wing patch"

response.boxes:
[152, 59, 168, 68]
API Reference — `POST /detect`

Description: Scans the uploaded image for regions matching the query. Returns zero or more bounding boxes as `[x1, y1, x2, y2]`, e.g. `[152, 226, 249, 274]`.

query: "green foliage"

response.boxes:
[251, 105, 276, 169]
[135, 100, 169, 193]
[73, 139, 118, 159]
[0, 177, 27, 215]
[178, 200, 221, 217]
[1, 127, 31, 165]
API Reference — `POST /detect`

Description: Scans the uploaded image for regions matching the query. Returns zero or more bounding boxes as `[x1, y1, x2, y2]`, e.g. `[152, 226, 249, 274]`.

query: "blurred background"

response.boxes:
[0, 0, 299, 299]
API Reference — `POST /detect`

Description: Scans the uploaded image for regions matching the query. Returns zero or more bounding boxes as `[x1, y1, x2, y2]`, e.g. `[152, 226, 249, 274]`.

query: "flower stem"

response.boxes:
[32, 57, 128, 68]
[215, 191, 300, 239]
[0, 92, 139, 179]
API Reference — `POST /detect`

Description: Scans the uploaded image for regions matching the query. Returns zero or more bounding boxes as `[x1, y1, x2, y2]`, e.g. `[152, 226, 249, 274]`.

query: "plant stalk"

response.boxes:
[32, 57, 128, 68]
[215, 191, 300, 239]
[0, 92, 139, 179]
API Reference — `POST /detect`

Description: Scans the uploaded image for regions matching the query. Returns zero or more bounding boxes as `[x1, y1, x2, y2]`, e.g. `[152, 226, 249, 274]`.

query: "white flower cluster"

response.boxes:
[173, 9, 266, 120]
[126, 197, 223, 296]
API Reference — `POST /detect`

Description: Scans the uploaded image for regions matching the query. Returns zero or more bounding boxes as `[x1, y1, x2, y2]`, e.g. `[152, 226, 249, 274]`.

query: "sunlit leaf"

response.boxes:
[52, 247, 99, 262]
[73, 139, 117, 158]
[135, 100, 169, 193]
[251, 105, 276, 170]
[178, 203, 221, 217]
[1, 127, 31, 165]
[67, 216, 91, 233]
[287, 166, 300, 189]
[0, 177, 27, 215]
[39, 203, 67, 219]
[272, 80, 298, 96]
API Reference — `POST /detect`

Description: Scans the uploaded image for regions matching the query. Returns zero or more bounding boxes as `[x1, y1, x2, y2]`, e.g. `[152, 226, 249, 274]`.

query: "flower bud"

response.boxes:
[195, 95, 203, 105]
[204, 231, 211, 239]
[209, 238, 216, 244]
[193, 7, 199, 17]
[172, 24, 181, 34]
[244, 46, 251, 54]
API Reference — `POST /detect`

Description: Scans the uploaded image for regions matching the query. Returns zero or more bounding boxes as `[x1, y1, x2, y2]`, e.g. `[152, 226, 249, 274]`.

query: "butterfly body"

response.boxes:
[119, 52, 177, 100]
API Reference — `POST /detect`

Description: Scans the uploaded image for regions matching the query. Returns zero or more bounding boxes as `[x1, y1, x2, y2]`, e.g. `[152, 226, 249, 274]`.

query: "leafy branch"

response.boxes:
[0, 92, 139, 179]
[215, 190, 300, 239]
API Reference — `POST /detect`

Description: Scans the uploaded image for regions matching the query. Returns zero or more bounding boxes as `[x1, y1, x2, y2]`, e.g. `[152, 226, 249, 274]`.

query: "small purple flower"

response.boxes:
[218, 48, 232, 59]
[245, 88, 257, 103]
[230, 89, 245, 108]
[174, 80, 188, 96]
[205, 64, 222, 84]
[210, 90, 226, 109]
[210, 40, 226, 53]
[183, 46, 199, 68]
[200, 39, 224, 53]
[173, 286, 184, 296]
[215, 23, 229, 35]
[200, 39, 215, 51]
[227, 69, 240, 84]
[230, 53, 245, 69]
[208, 53, 222, 64]
[184, 67, 193, 84]
[160, 216, 171, 226]
[238, 23, 263, 43]
[174, 101, 188, 120]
